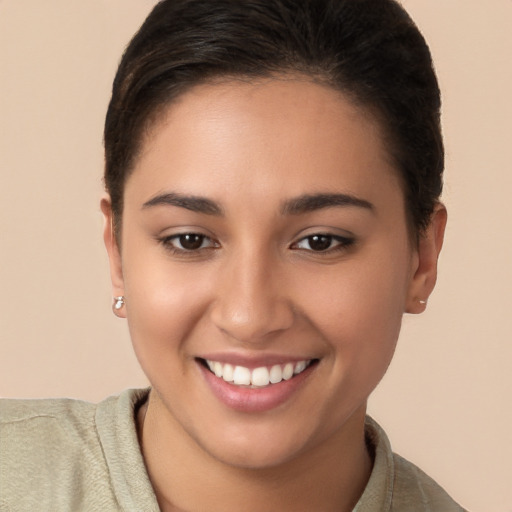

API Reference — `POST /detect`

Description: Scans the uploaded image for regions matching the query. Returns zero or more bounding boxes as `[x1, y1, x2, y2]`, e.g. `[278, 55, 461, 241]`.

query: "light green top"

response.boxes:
[0, 388, 466, 511]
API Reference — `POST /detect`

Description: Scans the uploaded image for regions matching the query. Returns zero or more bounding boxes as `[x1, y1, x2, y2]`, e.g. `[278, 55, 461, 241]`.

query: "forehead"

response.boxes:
[126, 78, 402, 210]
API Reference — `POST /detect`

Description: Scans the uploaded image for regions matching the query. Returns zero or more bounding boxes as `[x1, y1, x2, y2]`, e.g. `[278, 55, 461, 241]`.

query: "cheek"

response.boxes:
[303, 246, 409, 325]
[120, 242, 214, 372]
[299, 247, 411, 379]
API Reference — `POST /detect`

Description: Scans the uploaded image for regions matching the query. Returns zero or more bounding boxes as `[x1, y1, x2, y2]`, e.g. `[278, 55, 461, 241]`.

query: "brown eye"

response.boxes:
[159, 232, 220, 255]
[177, 234, 206, 250]
[306, 235, 332, 251]
[293, 233, 355, 253]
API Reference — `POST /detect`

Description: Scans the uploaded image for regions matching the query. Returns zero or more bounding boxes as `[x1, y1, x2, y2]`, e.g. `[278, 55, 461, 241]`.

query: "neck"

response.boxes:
[138, 392, 372, 512]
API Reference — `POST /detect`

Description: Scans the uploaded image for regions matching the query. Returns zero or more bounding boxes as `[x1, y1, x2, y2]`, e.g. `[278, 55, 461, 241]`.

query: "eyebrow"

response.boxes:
[280, 193, 374, 215]
[142, 192, 224, 216]
[142, 191, 374, 217]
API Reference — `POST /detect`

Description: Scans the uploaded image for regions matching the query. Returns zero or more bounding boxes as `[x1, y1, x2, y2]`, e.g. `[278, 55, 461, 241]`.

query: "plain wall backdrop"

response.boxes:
[1, 1, 511, 511]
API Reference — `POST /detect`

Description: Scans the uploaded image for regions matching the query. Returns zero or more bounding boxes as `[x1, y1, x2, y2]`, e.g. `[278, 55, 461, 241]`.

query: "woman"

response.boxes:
[1, 0, 466, 510]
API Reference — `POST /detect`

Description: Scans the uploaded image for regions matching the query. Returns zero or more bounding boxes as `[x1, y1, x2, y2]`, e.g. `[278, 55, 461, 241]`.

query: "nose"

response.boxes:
[210, 250, 295, 343]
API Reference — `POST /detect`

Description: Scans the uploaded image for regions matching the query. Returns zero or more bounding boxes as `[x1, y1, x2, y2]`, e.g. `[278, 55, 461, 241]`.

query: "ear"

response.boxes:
[100, 195, 126, 318]
[406, 203, 447, 314]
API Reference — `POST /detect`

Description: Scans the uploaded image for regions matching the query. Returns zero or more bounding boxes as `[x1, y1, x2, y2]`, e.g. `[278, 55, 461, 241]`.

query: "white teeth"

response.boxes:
[213, 361, 223, 378]
[269, 365, 283, 384]
[205, 359, 311, 387]
[251, 367, 270, 387]
[222, 363, 234, 382]
[282, 363, 294, 380]
[233, 366, 251, 385]
[294, 360, 306, 374]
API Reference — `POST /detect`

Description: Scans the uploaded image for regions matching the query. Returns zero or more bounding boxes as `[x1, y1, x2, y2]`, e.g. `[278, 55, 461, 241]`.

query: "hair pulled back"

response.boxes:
[104, 0, 443, 237]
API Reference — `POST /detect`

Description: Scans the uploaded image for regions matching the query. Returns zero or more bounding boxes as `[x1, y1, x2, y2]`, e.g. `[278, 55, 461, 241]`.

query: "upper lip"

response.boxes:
[196, 352, 317, 369]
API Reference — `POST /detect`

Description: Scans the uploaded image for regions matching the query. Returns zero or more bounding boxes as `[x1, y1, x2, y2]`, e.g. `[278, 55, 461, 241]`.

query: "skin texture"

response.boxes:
[102, 78, 446, 511]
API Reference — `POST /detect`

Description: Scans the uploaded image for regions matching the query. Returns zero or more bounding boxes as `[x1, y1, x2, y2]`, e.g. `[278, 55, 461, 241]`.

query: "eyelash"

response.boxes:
[291, 234, 355, 253]
[158, 233, 219, 255]
[158, 232, 355, 256]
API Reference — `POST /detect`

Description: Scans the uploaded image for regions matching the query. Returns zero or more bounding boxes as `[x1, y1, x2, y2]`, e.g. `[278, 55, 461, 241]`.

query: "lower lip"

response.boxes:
[198, 361, 317, 413]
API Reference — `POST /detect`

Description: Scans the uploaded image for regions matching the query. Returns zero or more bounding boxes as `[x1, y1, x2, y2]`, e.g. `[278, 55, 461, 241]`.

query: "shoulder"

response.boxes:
[1, 394, 97, 429]
[0, 389, 152, 512]
[391, 453, 467, 512]
[0, 396, 103, 510]
[354, 416, 467, 512]
[0, 395, 100, 460]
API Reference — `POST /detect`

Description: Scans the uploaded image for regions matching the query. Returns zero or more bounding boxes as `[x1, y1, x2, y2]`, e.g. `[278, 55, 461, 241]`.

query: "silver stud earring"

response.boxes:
[113, 296, 125, 310]
[418, 299, 427, 305]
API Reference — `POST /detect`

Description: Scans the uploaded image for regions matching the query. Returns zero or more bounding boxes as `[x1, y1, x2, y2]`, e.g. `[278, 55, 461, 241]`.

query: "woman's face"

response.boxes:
[106, 78, 430, 468]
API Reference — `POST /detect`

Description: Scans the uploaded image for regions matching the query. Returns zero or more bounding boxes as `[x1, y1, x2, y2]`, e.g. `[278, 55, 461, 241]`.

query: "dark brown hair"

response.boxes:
[104, 0, 443, 237]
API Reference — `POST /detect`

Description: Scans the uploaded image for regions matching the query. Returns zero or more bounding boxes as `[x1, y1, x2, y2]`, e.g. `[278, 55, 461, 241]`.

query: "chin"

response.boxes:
[202, 435, 308, 470]
[189, 411, 340, 471]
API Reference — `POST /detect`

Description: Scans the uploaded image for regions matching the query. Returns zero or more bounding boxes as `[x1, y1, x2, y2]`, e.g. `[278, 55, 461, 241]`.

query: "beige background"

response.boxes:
[1, 1, 511, 510]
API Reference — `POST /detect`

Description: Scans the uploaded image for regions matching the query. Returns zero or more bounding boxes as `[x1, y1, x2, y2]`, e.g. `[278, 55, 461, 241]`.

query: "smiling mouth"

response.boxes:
[198, 358, 318, 388]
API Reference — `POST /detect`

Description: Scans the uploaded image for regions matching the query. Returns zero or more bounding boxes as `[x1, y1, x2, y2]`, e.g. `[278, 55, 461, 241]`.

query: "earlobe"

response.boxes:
[100, 196, 126, 318]
[406, 203, 447, 314]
